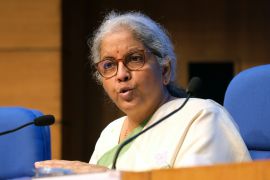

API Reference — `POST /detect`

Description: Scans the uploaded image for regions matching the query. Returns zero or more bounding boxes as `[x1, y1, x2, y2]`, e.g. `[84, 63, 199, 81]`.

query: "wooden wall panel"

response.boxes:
[160, 1, 270, 86]
[0, 51, 61, 159]
[0, 51, 60, 116]
[0, 0, 61, 159]
[0, 0, 60, 48]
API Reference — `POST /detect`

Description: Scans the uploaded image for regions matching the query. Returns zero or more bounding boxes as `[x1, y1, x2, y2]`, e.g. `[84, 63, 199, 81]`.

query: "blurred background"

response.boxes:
[0, 0, 269, 162]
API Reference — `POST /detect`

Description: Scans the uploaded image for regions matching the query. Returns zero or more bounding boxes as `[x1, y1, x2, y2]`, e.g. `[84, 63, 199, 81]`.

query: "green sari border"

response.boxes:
[97, 117, 150, 168]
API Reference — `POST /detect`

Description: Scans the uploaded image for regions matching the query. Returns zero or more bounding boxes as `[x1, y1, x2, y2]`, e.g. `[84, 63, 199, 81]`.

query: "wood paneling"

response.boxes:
[122, 161, 270, 180]
[144, 0, 270, 86]
[0, 51, 61, 117]
[0, 0, 60, 48]
[0, 0, 61, 159]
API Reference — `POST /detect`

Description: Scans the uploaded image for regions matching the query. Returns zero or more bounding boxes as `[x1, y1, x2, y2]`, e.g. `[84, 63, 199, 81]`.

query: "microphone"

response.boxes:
[186, 77, 202, 96]
[0, 115, 55, 136]
[34, 115, 55, 126]
[111, 77, 202, 169]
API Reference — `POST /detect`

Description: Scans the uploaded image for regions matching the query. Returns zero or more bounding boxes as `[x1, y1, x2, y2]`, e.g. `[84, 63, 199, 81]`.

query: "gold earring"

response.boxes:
[164, 79, 169, 85]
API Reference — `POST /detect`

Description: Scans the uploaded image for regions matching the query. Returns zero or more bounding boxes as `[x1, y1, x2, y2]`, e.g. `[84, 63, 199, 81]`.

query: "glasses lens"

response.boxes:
[96, 50, 146, 78]
[125, 51, 145, 70]
[97, 59, 117, 77]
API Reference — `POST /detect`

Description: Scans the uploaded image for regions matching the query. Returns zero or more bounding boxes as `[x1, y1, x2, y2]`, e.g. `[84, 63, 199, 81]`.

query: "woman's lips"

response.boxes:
[118, 87, 134, 101]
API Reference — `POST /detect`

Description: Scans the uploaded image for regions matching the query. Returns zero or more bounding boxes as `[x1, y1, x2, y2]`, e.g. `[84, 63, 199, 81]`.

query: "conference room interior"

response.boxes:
[0, 0, 269, 164]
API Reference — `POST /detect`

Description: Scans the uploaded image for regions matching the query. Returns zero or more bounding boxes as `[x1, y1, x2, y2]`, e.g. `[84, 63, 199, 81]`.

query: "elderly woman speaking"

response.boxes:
[35, 11, 250, 173]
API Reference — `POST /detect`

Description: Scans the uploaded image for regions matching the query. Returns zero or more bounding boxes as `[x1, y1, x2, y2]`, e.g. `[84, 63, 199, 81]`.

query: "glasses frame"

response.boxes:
[95, 49, 150, 78]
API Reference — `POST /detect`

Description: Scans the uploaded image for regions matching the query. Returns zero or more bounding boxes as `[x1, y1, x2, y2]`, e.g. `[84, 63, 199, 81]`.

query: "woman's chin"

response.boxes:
[117, 99, 141, 113]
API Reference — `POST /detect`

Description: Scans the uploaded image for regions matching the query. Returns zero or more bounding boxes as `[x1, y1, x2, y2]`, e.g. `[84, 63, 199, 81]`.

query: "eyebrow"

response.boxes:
[101, 49, 144, 60]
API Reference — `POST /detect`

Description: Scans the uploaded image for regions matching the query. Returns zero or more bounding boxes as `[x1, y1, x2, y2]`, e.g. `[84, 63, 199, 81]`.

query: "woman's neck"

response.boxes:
[125, 93, 175, 132]
[119, 93, 175, 143]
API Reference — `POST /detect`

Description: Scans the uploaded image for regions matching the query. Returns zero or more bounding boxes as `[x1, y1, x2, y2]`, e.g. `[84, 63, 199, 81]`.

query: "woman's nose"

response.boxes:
[116, 62, 131, 82]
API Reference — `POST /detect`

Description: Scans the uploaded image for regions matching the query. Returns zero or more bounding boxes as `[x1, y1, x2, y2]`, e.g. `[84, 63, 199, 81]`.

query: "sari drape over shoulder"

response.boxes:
[90, 98, 251, 171]
[97, 119, 150, 168]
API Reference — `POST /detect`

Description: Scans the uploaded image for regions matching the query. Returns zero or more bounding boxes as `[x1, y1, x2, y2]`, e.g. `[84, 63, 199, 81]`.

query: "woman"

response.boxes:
[35, 11, 250, 173]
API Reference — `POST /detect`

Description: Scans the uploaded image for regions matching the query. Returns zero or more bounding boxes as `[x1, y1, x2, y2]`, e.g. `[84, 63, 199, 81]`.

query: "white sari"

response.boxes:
[90, 98, 251, 171]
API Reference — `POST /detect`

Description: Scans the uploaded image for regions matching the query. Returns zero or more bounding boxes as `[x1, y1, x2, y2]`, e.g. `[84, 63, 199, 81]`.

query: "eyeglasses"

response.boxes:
[95, 49, 149, 78]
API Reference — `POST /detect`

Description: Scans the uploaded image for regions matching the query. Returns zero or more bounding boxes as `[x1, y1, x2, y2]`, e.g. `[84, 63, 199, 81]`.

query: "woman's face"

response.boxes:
[99, 29, 169, 117]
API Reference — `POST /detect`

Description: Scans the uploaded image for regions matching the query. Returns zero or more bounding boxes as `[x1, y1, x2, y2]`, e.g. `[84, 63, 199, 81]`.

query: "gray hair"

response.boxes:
[88, 11, 186, 98]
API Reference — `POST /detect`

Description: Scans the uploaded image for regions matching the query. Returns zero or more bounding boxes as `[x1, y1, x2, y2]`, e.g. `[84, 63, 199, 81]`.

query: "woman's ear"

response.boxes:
[162, 59, 171, 85]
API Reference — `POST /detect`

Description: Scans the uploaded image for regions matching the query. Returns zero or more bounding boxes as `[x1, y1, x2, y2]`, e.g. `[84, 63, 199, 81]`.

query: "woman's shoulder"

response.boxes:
[173, 98, 236, 127]
[169, 98, 225, 112]
[100, 116, 126, 136]
[160, 98, 223, 112]
[152, 97, 237, 135]
[95, 116, 126, 150]
[158, 98, 231, 123]
[148, 98, 225, 127]
[187, 98, 230, 117]
[188, 98, 223, 108]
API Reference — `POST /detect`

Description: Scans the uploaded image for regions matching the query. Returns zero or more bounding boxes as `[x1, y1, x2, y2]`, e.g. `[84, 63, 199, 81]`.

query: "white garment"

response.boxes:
[90, 98, 251, 171]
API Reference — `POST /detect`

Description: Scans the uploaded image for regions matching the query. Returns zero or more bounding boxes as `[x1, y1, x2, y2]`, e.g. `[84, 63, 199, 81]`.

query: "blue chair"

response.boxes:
[224, 64, 270, 160]
[0, 107, 51, 179]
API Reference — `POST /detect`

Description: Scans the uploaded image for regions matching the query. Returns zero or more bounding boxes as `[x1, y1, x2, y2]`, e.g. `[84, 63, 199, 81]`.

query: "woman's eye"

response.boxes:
[127, 53, 143, 63]
[103, 60, 115, 70]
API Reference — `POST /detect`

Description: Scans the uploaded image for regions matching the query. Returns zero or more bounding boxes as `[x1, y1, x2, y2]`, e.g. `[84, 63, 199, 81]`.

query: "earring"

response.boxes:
[164, 79, 169, 85]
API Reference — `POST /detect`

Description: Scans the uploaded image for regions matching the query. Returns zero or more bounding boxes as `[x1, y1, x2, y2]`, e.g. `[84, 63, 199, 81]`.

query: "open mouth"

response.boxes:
[118, 87, 134, 100]
[119, 86, 133, 94]
[120, 88, 131, 93]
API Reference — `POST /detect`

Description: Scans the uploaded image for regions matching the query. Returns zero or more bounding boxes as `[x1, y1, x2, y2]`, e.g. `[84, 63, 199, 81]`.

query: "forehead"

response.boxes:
[100, 29, 145, 56]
